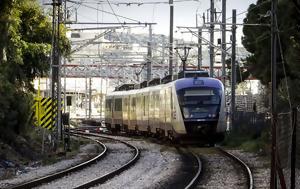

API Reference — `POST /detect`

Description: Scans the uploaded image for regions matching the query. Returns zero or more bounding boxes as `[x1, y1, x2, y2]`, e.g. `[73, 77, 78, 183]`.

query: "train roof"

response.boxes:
[107, 71, 221, 97]
[175, 77, 223, 91]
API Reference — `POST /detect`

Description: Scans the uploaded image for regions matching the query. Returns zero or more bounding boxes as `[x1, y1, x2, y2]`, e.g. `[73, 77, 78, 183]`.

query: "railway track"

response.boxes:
[217, 147, 253, 189]
[72, 132, 140, 189]
[191, 147, 253, 189]
[183, 152, 202, 189]
[7, 134, 107, 189]
[6, 132, 140, 189]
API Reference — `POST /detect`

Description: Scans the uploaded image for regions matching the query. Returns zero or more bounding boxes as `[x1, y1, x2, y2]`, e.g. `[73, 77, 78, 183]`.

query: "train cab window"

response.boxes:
[114, 98, 122, 111]
[177, 88, 222, 119]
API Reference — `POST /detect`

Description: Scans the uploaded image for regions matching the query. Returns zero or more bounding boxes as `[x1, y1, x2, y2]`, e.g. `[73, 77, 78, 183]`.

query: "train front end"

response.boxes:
[174, 77, 226, 142]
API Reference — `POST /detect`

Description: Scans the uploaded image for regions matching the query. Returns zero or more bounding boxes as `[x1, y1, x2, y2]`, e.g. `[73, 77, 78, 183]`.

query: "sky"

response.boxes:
[65, 0, 258, 46]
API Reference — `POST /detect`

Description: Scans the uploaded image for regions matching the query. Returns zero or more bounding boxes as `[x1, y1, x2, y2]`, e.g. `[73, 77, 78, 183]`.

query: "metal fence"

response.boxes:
[233, 111, 269, 136]
[277, 108, 300, 188]
[233, 109, 299, 188]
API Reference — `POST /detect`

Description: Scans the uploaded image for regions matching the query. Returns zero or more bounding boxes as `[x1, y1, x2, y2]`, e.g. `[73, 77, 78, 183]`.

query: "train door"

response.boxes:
[105, 97, 112, 129]
[140, 94, 148, 132]
[149, 91, 154, 132]
[165, 87, 172, 136]
[159, 88, 166, 135]
[153, 91, 160, 133]
[122, 97, 129, 131]
[136, 93, 142, 131]
[111, 97, 115, 129]
[129, 96, 136, 131]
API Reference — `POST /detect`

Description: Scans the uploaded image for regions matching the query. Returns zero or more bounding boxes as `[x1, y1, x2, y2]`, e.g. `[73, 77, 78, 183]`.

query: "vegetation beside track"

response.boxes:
[0, 0, 70, 141]
[0, 0, 71, 169]
[222, 123, 271, 155]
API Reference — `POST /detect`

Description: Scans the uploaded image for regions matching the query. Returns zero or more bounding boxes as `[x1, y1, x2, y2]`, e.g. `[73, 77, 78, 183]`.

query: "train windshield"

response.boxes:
[177, 88, 221, 119]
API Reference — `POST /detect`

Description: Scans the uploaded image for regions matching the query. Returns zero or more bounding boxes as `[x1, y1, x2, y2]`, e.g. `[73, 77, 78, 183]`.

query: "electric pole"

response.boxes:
[89, 77, 92, 119]
[147, 24, 152, 81]
[198, 28, 202, 70]
[221, 0, 226, 84]
[175, 46, 191, 72]
[270, 0, 278, 188]
[51, 0, 63, 145]
[209, 0, 215, 77]
[231, 9, 236, 130]
[169, 0, 174, 76]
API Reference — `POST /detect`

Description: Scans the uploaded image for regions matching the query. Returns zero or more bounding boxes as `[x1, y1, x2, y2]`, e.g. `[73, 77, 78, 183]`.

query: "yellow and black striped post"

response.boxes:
[32, 97, 63, 131]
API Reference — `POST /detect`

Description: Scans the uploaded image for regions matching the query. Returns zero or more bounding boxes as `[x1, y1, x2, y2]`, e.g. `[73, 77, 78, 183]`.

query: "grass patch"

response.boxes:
[222, 124, 271, 156]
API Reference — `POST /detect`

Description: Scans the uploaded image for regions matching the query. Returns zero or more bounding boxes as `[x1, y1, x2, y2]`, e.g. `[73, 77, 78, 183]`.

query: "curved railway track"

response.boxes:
[8, 134, 107, 189]
[216, 147, 253, 189]
[7, 132, 140, 189]
[184, 152, 202, 189]
[189, 146, 253, 189]
[73, 132, 140, 189]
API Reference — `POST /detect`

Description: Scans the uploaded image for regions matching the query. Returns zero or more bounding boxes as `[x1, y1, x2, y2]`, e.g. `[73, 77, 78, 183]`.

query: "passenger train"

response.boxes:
[105, 71, 226, 144]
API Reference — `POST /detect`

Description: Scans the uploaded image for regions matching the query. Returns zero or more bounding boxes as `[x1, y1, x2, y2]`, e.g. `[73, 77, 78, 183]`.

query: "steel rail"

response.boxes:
[184, 153, 202, 189]
[217, 147, 254, 189]
[72, 132, 140, 189]
[8, 134, 107, 189]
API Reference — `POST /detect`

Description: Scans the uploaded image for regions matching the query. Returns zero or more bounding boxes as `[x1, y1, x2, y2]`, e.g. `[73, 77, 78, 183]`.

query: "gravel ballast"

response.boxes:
[36, 140, 133, 189]
[192, 148, 247, 189]
[93, 139, 184, 189]
[0, 143, 99, 189]
[228, 149, 300, 189]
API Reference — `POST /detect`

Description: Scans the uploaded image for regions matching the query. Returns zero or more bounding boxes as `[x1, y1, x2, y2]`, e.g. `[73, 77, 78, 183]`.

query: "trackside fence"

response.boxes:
[233, 109, 299, 188]
[277, 108, 300, 188]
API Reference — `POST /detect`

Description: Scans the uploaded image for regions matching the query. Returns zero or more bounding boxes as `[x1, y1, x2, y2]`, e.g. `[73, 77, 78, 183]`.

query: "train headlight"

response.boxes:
[208, 114, 216, 118]
[183, 112, 190, 118]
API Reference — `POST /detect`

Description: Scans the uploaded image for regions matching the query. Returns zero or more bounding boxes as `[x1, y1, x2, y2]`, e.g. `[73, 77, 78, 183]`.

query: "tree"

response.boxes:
[242, 0, 300, 107]
[0, 0, 14, 63]
[0, 0, 70, 139]
[225, 58, 250, 84]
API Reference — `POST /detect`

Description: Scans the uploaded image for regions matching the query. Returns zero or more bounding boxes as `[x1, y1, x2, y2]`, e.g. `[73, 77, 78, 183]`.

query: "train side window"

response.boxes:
[115, 98, 122, 111]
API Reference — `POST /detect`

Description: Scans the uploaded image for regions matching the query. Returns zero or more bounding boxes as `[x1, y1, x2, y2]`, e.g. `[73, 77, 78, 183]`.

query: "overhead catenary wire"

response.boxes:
[66, 0, 142, 23]
[75, 0, 200, 6]
[106, 0, 125, 29]
[226, 0, 271, 21]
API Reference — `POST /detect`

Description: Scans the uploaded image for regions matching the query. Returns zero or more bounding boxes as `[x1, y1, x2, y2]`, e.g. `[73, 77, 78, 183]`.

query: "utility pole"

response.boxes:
[175, 46, 191, 72]
[198, 28, 202, 70]
[209, 0, 215, 77]
[231, 9, 236, 130]
[51, 0, 63, 145]
[85, 75, 88, 119]
[100, 76, 103, 119]
[221, 0, 226, 84]
[147, 24, 152, 81]
[169, 0, 174, 76]
[270, 0, 278, 188]
[63, 0, 67, 114]
[89, 77, 92, 119]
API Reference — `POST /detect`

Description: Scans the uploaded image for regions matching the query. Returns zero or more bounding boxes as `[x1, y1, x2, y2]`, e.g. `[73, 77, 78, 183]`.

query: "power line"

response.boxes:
[226, 0, 271, 21]
[66, 0, 142, 23]
[75, 0, 200, 6]
[106, 0, 123, 28]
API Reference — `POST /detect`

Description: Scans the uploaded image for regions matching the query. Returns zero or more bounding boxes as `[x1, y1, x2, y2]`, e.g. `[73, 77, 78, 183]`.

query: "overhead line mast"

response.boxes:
[169, 0, 174, 76]
[209, 0, 215, 77]
[221, 0, 226, 84]
[270, 0, 278, 188]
